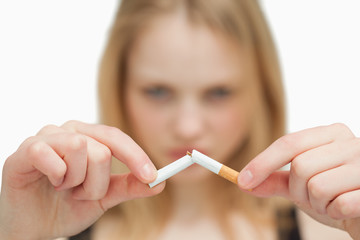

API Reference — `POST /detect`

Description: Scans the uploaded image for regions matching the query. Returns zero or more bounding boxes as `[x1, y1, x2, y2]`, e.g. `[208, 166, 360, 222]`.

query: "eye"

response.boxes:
[205, 87, 232, 101]
[143, 86, 172, 101]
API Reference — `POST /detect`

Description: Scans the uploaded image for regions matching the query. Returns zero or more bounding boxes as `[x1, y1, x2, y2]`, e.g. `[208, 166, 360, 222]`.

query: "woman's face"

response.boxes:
[125, 12, 258, 183]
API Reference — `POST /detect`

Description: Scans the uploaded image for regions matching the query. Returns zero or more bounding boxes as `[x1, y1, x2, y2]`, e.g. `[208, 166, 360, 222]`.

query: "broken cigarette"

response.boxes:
[148, 154, 194, 188]
[191, 150, 239, 184]
[148, 150, 240, 188]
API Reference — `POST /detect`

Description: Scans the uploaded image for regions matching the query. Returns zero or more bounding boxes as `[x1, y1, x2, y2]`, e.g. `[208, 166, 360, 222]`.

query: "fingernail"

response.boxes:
[141, 163, 157, 182]
[238, 169, 253, 188]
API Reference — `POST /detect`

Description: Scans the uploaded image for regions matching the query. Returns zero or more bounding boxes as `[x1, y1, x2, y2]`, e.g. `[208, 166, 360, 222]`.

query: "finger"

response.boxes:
[44, 133, 88, 190]
[36, 124, 64, 136]
[37, 124, 112, 195]
[8, 138, 67, 188]
[289, 141, 350, 205]
[37, 125, 93, 190]
[308, 164, 360, 215]
[239, 171, 290, 198]
[72, 138, 112, 200]
[238, 123, 354, 189]
[99, 173, 165, 211]
[327, 189, 360, 220]
[62, 120, 157, 183]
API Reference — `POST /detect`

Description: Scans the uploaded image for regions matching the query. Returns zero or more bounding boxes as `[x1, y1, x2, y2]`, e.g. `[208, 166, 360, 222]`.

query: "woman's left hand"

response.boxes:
[237, 123, 360, 239]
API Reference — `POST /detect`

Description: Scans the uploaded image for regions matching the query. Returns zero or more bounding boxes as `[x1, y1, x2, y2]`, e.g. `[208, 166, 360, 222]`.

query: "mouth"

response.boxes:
[168, 147, 207, 161]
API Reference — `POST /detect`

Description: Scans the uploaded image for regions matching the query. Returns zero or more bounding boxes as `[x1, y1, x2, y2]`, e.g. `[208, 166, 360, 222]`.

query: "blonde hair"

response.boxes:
[98, 0, 286, 239]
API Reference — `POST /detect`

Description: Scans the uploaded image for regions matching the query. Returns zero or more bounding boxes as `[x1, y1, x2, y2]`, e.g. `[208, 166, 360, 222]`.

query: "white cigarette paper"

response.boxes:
[191, 150, 222, 174]
[148, 154, 194, 188]
[192, 149, 239, 184]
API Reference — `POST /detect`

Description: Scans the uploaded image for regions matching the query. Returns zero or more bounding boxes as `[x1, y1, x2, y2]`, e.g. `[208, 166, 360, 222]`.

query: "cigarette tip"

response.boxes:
[186, 151, 192, 157]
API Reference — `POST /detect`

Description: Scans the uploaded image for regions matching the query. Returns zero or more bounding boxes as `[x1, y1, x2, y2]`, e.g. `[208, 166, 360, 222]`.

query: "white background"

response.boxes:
[1, 1, 360, 187]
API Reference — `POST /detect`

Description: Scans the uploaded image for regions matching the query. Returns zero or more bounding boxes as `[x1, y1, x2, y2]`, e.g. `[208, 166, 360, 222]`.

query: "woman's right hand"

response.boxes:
[0, 120, 165, 240]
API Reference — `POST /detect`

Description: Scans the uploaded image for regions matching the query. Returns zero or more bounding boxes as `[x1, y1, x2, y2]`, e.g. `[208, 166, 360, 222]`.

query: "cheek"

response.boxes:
[125, 95, 169, 149]
[208, 101, 252, 161]
[212, 106, 248, 138]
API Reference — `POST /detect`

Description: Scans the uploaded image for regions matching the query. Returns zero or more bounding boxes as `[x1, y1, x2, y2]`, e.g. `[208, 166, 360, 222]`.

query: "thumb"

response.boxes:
[100, 173, 165, 210]
[238, 171, 290, 199]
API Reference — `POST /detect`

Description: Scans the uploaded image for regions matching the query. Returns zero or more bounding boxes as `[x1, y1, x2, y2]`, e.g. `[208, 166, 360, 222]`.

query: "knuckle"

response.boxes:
[99, 147, 112, 163]
[66, 133, 87, 151]
[337, 197, 353, 217]
[94, 146, 112, 165]
[62, 120, 80, 130]
[27, 140, 48, 159]
[275, 133, 300, 154]
[101, 126, 140, 154]
[37, 124, 59, 135]
[307, 177, 327, 200]
[290, 156, 308, 179]
[276, 134, 296, 149]
[331, 122, 349, 131]
[330, 123, 353, 138]
[102, 126, 135, 147]
[103, 125, 123, 138]
[330, 196, 353, 219]
[21, 136, 37, 147]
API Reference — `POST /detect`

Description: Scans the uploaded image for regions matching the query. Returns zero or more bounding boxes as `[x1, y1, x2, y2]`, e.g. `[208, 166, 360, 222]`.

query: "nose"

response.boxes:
[173, 99, 205, 141]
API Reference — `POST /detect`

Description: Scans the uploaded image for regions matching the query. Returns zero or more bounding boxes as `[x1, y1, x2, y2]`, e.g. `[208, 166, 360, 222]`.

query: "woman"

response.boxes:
[0, 0, 359, 239]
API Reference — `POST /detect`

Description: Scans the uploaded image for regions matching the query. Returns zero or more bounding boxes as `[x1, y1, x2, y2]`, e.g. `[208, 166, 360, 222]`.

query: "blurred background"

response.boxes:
[1, 0, 360, 186]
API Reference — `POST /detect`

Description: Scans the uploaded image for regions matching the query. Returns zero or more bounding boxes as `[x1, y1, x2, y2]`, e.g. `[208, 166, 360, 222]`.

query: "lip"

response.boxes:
[168, 147, 208, 161]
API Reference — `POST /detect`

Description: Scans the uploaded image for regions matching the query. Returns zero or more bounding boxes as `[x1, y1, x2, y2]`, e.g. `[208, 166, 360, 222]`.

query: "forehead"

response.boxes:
[127, 11, 247, 87]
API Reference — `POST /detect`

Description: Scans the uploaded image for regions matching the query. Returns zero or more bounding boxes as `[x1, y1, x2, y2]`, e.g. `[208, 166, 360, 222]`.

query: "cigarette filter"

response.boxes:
[191, 150, 239, 184]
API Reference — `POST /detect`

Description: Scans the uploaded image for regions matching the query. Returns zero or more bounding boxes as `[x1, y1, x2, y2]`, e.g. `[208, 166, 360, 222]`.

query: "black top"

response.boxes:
[69, 207, 301, 240]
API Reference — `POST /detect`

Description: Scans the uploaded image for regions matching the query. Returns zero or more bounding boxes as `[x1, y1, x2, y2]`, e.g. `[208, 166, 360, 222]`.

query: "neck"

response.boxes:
[168, 177, 216, 221]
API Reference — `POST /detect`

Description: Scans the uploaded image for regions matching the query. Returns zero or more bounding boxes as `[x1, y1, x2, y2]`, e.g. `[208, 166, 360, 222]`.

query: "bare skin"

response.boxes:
[238, 124, 360, 239]
[124, 11, 360, 240]
[0, 121, 165, 239]
[1, 9, 360, 240]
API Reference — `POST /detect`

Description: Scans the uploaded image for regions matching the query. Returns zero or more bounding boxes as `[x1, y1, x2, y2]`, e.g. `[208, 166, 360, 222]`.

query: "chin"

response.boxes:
[168, 164, 213, 185]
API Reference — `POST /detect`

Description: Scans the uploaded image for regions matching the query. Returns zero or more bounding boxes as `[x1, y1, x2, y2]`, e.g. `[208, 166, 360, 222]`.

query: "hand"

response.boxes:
[237, 123, 360, 239]
[0, 120, 165, 239]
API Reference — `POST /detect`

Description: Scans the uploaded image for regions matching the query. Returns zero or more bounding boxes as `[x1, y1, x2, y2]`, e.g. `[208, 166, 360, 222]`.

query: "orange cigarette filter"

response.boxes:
[190, 150, 239, 184]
